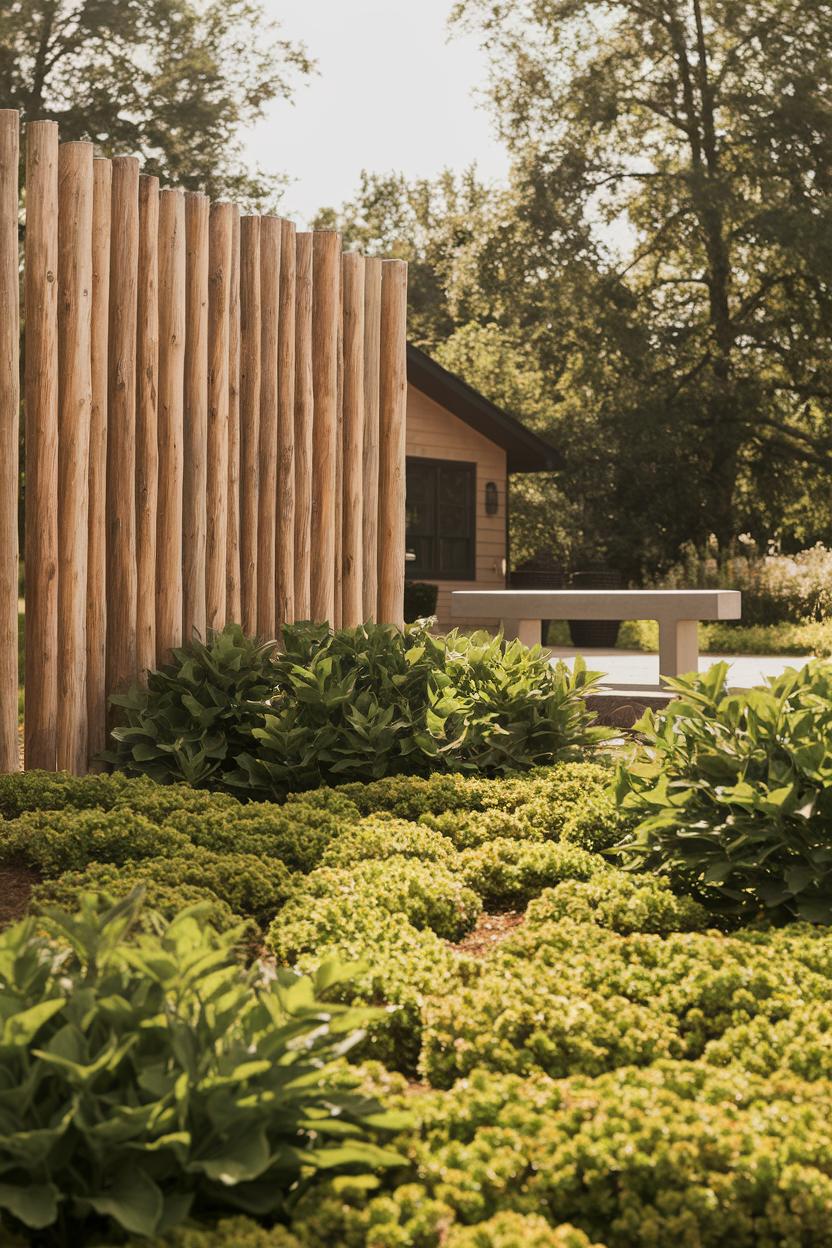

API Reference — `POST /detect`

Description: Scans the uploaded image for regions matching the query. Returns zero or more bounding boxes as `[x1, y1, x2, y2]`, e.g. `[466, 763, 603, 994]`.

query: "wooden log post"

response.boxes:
[227, 205, 241, 623]
[310, 230, 340, 625]
[24, 120, 59, 770]
[207, 202, 232, 634]
[182, 192, 208, 643]
[106, 158, 140, 706]
[57, 141, 93, 772]
[156, 188, 185, 662]
[277, 218, 296, 630]
[136, 175, 159, 678]
[341, 252, 365, 628]
[362, 257, 382, 623]
[377, 259, 408, 628]
[239, 216, 261, 636]
[0, 111, 18, 772]
[257, 216, 280, 639]
[86, 158, 111, 765]
[293, 232, 313, 621]
[334, 261, 344, 629]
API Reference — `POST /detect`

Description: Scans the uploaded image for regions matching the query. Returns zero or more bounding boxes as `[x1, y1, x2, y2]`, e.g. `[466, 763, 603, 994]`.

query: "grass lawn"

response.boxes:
[546, 616, 829, 656]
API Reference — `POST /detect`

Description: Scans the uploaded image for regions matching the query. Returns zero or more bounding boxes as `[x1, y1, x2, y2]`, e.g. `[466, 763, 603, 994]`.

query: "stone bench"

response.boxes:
[450, 589, 742, 679]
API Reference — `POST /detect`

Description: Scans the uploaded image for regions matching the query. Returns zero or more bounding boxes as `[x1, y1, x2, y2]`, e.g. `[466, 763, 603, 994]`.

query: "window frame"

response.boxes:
[405, 456, 477, 582]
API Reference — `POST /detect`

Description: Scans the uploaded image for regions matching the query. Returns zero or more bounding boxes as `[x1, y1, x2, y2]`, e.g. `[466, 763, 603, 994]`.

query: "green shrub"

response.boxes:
[275, 857, 482, 945]
[164, 800, 348, 873]
[0, 808, 188, 875]
[320, 815, 457, 867]
[235, 622, 608, 799]
[105, 625, 278, 787]
[31, 848, 292, 926]
[267, 901, 465, 1073]
[0, 769, 138, 819]
[0, 894, 406, 1247]
[403, 580, 439, 622]
[704, 1002, 832, 1080]
[457, 840, 606, 910]
[30, 872, 245, 933]
[525, 874, 710, 935]
[420, 952, 680, 1086]
[445, 1215, 607, 1248]
[420, 807, 544, 850]
[126, 1218, 301, 1247]
[616, 661, 832, 922]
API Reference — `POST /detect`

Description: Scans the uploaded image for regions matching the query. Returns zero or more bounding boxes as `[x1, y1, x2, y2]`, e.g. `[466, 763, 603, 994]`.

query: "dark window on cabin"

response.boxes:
[405, 458, 476, 581]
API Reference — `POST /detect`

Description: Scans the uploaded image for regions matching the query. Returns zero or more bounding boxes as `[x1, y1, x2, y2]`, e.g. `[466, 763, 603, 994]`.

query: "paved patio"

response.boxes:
[549, 647, 813, 689]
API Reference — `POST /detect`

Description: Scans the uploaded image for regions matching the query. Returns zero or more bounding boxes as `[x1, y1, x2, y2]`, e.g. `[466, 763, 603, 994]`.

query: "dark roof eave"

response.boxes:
[406, 343, 563, 474]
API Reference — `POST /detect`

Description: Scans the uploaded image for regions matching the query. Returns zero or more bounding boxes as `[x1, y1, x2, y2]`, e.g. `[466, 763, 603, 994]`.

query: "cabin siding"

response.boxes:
[406, 383, 506, 630]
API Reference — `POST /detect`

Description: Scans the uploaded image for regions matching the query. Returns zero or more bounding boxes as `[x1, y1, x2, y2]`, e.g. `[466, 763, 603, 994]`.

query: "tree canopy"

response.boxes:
[0, 0, 312, 202]
[323, 0, 832, 576]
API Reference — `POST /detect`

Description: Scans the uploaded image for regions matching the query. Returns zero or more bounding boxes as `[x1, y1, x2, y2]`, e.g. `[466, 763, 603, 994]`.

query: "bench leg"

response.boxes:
[502, 618, 542, 647]
[658, 618, 699, 679]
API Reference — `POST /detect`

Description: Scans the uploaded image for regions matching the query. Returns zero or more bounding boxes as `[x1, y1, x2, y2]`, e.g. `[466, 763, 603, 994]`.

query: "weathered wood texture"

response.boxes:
[7, 112, 406, 774]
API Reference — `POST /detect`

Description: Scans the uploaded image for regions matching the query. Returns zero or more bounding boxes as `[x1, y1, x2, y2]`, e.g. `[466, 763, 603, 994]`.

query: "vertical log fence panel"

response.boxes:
[378, 259, 408, 628]
[206, 203, 232, 633]
[57, 141, 93, 772]
[136, 175, 159, 677]
[5, 112, 408, 774]
[341, 252, 365, 628]
[362, 256, 382, 623]
[0, 111, 18, 772]
[227, 205, 242, 622]
[257, 216, 280, 639]
[293, 232, 313, 621]
[182, 192, 208, 643]
[310, 230, 340, 625]
[277, 218, 296, 629]
[156, 188, 185, 662]
[24, 120, 59, 770]
[106, 158, 139, 715]
[87, 160, 111, 763]
[239, 216, 261, 636]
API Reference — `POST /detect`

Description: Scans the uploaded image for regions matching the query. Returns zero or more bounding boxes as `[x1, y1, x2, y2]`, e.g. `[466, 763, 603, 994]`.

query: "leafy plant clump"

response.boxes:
[107, 621, 609, 798]
[0, 893, 405, 1247]
[616, 661, 832, 923]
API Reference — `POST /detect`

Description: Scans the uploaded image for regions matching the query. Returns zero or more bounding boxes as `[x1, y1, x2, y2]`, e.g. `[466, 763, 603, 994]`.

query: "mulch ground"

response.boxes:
[0, 864, 39, 928]
[454, 909, 525, 957]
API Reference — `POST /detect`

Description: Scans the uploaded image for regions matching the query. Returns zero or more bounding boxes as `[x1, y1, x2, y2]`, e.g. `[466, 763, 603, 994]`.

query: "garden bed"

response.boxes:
[4, 755, 832, 1246]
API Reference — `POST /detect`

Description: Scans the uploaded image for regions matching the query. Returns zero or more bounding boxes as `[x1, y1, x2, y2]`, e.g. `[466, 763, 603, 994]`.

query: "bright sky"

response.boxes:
[242, 0, 509, 225]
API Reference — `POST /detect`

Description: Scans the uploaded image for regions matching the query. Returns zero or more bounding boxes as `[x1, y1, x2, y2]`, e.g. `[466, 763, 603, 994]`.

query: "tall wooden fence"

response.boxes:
[0, 110, 408, 775]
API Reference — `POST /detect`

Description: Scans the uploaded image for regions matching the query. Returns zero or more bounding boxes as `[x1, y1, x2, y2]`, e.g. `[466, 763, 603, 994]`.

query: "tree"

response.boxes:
[451, 0, 832, 560]
[0, 0, 312, 202]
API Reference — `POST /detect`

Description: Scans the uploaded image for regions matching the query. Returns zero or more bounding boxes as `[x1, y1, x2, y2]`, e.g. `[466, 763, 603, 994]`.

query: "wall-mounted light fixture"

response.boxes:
[485, 481, 499, 516]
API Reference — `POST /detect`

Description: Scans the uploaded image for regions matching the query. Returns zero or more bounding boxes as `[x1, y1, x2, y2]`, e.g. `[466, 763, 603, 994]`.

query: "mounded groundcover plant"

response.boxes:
[5, 762, 832, 1245]
[105, 622, 609, 798]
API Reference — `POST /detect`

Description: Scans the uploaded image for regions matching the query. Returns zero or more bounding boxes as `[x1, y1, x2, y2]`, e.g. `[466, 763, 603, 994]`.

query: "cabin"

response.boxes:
[405, 345, 562, 631]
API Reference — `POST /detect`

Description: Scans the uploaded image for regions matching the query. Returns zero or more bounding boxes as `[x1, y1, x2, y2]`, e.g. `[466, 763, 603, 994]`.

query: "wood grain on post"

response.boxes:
[24, 120, 59, 769]
[310, 230, 340, 625]
[156, 187, 185, 661]
[57, 141, 93, 772]
[0, 111, 18, 772]
[86, 158, 111, 765]
[207, 201, 232, 633]
[276, 218, 295, 629]
[257, 216, 280, 639]
[341, 252, 365, 628]
[227, 205, 241, 623]
[106, 157, 139, 704]
[293, 232, 313, 620]
[182, 192, 208, 643]
[334, 261, 344, 628]
[362, 257, 382, 622]
[239, 216, 260, 635]
[378, 259, 408, 627]
[136, 175, 159, 677]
